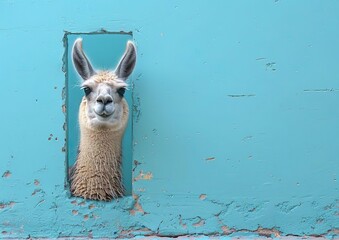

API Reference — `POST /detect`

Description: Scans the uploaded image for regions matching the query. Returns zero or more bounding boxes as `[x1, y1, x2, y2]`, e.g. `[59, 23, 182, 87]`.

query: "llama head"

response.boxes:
[72, 38, 136, 128]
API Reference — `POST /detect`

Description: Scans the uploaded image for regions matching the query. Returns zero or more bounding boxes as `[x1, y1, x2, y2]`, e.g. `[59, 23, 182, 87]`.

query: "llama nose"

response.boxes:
[96, 95, 113, 105]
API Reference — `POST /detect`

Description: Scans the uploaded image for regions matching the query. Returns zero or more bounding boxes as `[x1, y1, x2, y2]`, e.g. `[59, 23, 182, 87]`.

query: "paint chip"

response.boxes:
[0, 201, 15, 209]
[84, 214, 89, 220]
[134, 171, 153, 181]
[2, 171, 11, 178]
[72, 210, 78, 215]
[88, 204, 95, 210]
[199, 194, 207, 200]
[257, 227, 281, 238]
[221, 226, 233, 235]
[206, 157, 215, 161]
[34, 179, 40, 186]
[179, 215, 187, 229]
[31, 189, 41, 196]
[129, 194, 146, 215]
[192, 218, 205, 227]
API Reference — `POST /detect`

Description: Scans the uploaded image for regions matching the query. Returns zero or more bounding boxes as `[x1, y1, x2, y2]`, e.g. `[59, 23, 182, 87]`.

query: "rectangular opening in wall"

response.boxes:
[65, 32, 133, 196]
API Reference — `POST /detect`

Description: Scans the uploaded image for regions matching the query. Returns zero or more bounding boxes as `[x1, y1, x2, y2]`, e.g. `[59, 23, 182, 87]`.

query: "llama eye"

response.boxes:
[83, 87, 92, 96]
[117, 88, 125, 97]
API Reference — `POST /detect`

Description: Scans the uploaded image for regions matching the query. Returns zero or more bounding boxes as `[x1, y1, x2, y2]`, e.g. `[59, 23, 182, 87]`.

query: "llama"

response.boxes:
[70, 38, 136, 201]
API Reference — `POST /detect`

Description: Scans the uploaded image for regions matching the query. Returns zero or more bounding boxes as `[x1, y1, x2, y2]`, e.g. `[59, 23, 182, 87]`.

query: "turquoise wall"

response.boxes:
[0, 0, 338, 238]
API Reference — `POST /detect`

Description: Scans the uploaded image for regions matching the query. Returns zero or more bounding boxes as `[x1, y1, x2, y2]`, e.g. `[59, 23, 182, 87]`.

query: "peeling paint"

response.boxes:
[134, 170, 153, 181]
[2, 170, 11, 178]
[34, 179, 40, 186]
[129, 194, 146, 215]
[0, 201, 15, 209]
[199, 194, 207, 200]
[192, 217, 205, 227]
[62, 104, 66, 113]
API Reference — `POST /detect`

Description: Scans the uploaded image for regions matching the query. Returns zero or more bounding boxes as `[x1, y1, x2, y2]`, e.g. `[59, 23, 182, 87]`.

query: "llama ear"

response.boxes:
[72, 38, 96, 80]
[114, 41, 136, 81]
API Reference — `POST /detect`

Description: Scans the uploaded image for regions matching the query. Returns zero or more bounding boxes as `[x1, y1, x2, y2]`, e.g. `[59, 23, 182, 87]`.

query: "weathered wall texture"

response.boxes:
[0, 0, 338, 238]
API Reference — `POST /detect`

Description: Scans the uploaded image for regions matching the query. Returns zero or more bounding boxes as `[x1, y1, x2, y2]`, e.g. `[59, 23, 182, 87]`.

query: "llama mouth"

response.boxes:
[95, 112, 113, 119]
[99, 113, 112, 118]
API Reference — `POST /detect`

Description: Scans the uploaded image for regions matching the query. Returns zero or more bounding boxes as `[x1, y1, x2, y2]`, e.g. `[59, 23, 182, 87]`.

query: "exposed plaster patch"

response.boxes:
[62, 104, 66, 113]
[199, 194, 207, 200]
[192, 217, 205, 227]
[221, 225, 234, 235]
[118, 226, 153, 238]
[217, 215, 282, 238]
[256, 227, 281, 238]
[2, 170, 11, 178]
[34, 179, 40, 186]
[129, 194, 146, 215]
[179, 215, 187, 229]
[134, 171, 153, 181]
[0, 201, 15, 209]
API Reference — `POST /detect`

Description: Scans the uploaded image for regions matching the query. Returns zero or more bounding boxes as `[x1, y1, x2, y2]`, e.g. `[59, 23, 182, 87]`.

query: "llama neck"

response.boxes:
[71, 99, 129, 200]
[78, 98, 129, 164]
[79, 128, 123, 162]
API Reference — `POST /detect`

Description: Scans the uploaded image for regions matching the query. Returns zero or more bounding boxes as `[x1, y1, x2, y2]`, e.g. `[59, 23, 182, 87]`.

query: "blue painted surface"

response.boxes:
[0, 0, 338, 238]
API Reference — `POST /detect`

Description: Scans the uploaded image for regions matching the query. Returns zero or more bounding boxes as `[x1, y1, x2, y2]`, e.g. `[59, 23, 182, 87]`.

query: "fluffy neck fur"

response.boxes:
[71, 97, 129, 201]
